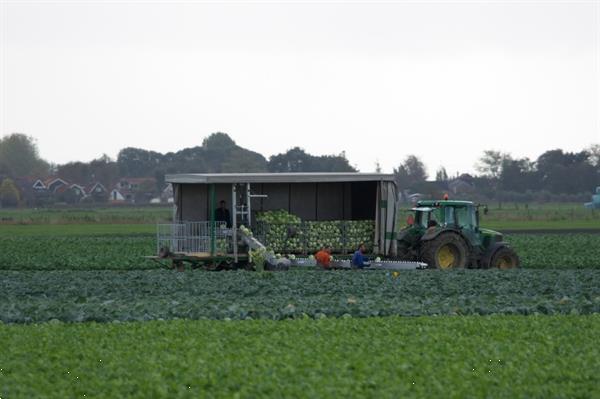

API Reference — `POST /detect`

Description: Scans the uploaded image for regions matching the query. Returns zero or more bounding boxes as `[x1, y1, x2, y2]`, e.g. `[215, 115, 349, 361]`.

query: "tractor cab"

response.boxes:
[397, 200, 519, 269]
[413, 200, 478, 230]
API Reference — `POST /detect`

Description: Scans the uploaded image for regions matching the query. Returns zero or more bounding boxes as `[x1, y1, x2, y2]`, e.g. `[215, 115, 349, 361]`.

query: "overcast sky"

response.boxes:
[1, 0, 599, 176]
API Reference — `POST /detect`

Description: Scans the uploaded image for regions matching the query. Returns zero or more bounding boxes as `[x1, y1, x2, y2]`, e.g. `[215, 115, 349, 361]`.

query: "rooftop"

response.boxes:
[417, 200, 475, 207]
[165, 172, 396, 184]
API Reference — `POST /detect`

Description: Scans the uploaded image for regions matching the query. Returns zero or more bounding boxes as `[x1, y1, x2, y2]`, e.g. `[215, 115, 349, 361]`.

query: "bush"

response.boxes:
[0, 178, 20, 207]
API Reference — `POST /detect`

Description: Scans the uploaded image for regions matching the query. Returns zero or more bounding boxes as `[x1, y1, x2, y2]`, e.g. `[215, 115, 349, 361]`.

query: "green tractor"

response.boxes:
[397, 200, 519, 269]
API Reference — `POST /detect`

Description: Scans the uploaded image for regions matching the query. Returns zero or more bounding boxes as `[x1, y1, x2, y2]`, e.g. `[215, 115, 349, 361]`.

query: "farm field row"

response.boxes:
[0, 233, 598, 270]
[1, 220, 599, 237]
[1, 315, 598, 398]
[483, 219, 600, 230]
[0, 206, 171, 225]
[0, 221, 600, 238]
[2, 269, 598, 323]
[0, 220, 600, 238]
[0, 223, 154, 237]
[0, 236, 157, 270]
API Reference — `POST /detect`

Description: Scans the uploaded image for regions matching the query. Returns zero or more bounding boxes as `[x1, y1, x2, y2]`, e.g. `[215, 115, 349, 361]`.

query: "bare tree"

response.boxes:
[394, 155, 428, 188]
[475, 150, 511, 178]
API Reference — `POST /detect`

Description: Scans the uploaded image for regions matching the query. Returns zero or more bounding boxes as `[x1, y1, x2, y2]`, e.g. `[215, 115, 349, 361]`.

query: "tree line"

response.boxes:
[0, 132, 356, 206]
[0, 131, 598, 207]
[393, 146, 599, 202]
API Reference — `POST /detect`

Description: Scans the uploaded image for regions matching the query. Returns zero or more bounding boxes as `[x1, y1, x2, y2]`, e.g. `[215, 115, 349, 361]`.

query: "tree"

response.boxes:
[88, 155, 119, 189]
[475, 150, 511, 178]
[268, 147, 356, 172]
[56, 162, 91, 184]
[393, 155, 428, 189]
[535, 149, 596, 193]
[586, 144, 600, 167]
[499, 157, 534, 192]
[0, 133, 49, 177]
[435, 167, 448, 182]
[117, 147, 163, 177]
[0, 178, 20, 207]
[202, 132, 236, 149]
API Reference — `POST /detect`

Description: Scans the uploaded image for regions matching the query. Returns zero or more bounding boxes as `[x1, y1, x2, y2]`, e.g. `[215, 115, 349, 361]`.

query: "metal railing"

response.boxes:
[157, 221, 233, 255]
[156, 220, 375, 256]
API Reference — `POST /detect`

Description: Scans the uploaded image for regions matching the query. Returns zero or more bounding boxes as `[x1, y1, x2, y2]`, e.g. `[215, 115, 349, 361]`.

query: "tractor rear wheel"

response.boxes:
[420, 232, 468, 269]
[490, 246, 520, 269]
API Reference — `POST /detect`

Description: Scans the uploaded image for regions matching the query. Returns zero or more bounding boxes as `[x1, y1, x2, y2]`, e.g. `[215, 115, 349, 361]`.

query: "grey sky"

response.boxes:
[1, 1, 598, 176]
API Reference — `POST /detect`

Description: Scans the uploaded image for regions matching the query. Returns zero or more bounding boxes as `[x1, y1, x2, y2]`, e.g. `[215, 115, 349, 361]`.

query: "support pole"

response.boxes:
[232, 183, 238, 263]
[246, 183, 252, 227]
[209, 183, 216, 256]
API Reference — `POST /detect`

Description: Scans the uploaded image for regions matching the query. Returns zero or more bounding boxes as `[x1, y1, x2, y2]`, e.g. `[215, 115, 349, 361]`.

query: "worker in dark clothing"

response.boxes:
[427, 219, 438, 228]
[351, 243, 370, 269]
[215, 200, 231, 228]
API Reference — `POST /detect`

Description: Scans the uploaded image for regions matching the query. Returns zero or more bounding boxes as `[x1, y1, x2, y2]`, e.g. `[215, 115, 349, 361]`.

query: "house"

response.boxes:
[110, 188, 134, 203]
[448, 175, 475, 195]
[27, 177, 71, 205]
[43, 177, 70, 193]
[116, 177, 156, 191]
[32, 178, 46, 191]
[70, 184, 87, 198]
[111, 177, 157, 204]
[24, 177, 109, 204]
[85, 182, 108, 202]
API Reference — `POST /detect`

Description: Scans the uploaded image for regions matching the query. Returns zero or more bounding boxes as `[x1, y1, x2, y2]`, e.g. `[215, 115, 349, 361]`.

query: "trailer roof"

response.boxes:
[166, 172, 396, 184]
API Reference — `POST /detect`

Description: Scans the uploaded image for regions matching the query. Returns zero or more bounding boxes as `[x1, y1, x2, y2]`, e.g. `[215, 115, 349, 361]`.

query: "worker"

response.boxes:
[215, 200, 231, 228]
[351, 243, 370, 269]
[315, 246, 332, 269]
[427, 219, 438, 228]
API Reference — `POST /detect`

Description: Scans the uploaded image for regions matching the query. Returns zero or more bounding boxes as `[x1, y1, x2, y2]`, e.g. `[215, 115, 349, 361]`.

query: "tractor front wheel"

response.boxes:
[490, 246, 520, 269]
[420, 232, 468, 269]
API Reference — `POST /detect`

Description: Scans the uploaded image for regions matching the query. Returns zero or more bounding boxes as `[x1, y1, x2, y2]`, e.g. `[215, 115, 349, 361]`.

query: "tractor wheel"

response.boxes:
[490, 246, 520, 269]
[420, 232, 468, 269]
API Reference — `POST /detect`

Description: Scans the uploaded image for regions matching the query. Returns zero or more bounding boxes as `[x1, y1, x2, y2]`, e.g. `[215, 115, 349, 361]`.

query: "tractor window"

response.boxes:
[431, 208, 442, 224]
[444, 207, 456, 226]
[470, 206, 478, 228]
[455, 206, 476, 229]
[415, 211, 429, 228]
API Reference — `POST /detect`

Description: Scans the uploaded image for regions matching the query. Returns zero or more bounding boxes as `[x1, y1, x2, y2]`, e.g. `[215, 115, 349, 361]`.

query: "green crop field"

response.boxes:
[0, 236, 156, 270]
[1, 316, 598, 398]
[1, 232, 598, 270]
[483, 219, 600, 230]
[1, 205, 598, 398]
[0, 223, 155, 236]
[2, 269, 598, 323]
[481, 202, 599, 222]
[0, 206, 171, 225]
[1, 202, 598, 231]
[510, 234, 600, 268]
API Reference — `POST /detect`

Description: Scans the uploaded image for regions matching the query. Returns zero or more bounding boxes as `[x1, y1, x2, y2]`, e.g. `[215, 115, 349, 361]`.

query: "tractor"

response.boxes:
[396, 200, 519, 269]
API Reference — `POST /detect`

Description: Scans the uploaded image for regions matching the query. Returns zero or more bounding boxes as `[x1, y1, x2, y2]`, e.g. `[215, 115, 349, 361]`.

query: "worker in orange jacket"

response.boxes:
[315, 246, 332, 269]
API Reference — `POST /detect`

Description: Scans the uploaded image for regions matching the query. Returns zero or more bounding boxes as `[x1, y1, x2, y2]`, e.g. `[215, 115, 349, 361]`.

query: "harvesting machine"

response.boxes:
[151, 173, 518, 270]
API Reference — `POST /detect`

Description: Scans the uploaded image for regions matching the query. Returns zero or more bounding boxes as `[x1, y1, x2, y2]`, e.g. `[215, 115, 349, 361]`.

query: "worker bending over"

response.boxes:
[352, 243, 370, 269]
[315, 246, 332, 269]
